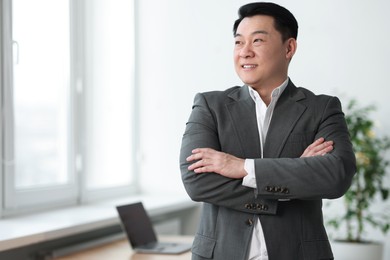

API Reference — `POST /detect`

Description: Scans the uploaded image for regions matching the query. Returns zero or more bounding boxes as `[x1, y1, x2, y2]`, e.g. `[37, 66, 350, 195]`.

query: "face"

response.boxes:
[234, 15, 296, 90]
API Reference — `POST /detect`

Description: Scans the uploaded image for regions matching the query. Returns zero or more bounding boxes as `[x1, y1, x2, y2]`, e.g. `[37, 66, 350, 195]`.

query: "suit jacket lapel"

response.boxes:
[225, 83, 307, 159]
[264, 81, 307, 158]
[226, 86, 262, 158]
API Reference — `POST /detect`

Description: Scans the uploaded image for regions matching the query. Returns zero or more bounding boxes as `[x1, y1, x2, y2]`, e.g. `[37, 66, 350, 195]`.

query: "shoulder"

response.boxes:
[284, 79, 342, 111]
[293, 86, 342, 111]
[194, 86, 244, 105]
[293, 85, 338, 102]
[200, 86, 242, 99]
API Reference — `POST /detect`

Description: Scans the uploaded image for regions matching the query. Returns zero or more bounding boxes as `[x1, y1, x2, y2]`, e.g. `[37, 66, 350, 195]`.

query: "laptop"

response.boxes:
[116, 202, 192, 254]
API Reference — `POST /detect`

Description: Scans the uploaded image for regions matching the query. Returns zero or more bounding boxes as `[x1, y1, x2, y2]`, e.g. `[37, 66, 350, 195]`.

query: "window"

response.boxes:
[83, 0, 135, 194]
[13, 0, 71, 190]
[0, 0, 136, 215]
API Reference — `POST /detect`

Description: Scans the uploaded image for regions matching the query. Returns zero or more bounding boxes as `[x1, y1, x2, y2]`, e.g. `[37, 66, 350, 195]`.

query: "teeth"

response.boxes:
[243, 65, 256, 68]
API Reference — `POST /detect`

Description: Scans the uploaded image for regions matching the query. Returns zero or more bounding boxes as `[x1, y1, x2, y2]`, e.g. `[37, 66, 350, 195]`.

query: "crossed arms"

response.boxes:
[186, 137, 334, 179]
[179, 91, 356, 214]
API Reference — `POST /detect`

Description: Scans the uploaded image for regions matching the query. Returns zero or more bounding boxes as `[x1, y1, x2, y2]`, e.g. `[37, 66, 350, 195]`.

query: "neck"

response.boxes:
[251, 78, 287, 106]
[258, 89, 272, 106]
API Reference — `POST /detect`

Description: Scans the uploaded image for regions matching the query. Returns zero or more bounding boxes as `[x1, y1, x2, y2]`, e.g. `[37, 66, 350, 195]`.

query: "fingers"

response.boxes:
[186, 148, 211, 161]
[186, 148, 246, 178]
[187, 158, 211, 173]
[301, 138, 334, 158]
[308, 137, 325, 149]
[317, 140, 334, 155]
[186, 148, 218, 173]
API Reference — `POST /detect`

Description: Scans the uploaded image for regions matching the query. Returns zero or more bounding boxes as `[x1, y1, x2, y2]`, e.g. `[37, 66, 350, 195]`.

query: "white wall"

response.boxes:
[136, 0, 390, 257]
[136, 0, 242, 196]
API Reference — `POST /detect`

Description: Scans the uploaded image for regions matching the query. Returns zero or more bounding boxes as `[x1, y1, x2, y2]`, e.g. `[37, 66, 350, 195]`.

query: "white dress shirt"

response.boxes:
[242, 78, 288, 260]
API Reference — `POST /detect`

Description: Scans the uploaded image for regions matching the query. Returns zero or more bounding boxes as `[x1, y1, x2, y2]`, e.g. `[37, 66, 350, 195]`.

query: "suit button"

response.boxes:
[275, 187, 281, 192]
[282, 187, 290, 194]
[263, 205, 269, 211]
[245, 203, 252, 209]
[266, 186, 272, 192]
[247, 218, 253, 226]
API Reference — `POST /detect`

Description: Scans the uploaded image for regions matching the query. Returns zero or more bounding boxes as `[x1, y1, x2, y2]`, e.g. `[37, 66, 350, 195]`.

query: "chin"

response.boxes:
[238, 74, 261, 85]
[241, 79, 259, 87]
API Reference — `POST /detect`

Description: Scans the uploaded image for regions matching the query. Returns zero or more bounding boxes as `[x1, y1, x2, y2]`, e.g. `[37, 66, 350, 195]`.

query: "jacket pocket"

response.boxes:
[302, 240, 334, 260]
[192, 234, 217, 259]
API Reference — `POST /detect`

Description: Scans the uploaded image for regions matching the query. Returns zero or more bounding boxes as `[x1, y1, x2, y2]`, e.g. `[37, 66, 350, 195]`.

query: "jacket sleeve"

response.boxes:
[254, 97, 356, 200]
[180, 93, 278, 215]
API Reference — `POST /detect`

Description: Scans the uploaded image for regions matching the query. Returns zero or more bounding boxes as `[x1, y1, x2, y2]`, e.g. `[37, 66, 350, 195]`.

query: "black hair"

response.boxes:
[233, 2, 298, 42]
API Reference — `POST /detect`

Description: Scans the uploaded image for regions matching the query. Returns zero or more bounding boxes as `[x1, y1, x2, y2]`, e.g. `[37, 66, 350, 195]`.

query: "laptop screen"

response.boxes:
[116, 202, 158, 247]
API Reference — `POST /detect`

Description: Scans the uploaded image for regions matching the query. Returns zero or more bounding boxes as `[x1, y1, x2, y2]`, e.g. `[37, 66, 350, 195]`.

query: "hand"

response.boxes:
[186, 148, 246, 179]
[301, 137, 333, 158]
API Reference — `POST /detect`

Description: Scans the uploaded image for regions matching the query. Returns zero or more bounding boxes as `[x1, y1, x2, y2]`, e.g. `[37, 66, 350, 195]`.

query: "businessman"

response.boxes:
[180, 2, 356, 260]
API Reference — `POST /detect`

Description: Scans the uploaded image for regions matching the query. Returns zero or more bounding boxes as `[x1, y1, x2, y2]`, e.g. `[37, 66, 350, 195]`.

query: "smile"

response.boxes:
[242, 64, 257, 69]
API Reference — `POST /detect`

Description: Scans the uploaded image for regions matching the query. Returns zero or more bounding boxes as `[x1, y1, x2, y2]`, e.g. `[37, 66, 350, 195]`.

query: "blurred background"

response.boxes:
[1, 0, 389, 259]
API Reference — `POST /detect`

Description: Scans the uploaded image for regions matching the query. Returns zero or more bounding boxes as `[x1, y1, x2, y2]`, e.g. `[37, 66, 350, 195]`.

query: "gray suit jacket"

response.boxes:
[180, 80, 356, 260]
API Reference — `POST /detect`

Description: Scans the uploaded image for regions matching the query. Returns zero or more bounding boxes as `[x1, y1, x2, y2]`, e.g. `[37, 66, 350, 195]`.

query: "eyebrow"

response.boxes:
[234, 30, 269, 38]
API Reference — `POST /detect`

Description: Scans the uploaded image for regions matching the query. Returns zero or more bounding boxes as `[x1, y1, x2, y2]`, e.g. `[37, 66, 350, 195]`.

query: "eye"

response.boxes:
[253, 38, 264, 43]
[235, 40, 243, 45]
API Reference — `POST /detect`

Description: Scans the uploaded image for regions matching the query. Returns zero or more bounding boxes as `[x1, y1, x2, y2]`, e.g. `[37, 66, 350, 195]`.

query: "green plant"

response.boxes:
[327, 99, 390, 242]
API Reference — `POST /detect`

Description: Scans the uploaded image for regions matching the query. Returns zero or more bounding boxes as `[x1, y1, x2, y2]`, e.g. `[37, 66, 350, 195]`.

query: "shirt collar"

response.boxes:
[248, 78, 289, 104]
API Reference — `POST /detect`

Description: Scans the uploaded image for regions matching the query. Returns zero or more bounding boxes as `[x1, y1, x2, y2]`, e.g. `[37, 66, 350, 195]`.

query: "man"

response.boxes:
[180, 2, 356, 260]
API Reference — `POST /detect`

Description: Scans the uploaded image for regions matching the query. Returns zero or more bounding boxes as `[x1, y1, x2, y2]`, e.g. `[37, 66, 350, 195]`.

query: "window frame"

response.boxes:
[74, 0, 139, 203]
[0, 0, 138, 217]
[0, 0, 8, 218]
[2, 0, 79, 215]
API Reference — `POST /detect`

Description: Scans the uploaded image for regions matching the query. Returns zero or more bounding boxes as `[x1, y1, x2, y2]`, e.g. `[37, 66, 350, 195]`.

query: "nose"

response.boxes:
[239, 43, 254, 58]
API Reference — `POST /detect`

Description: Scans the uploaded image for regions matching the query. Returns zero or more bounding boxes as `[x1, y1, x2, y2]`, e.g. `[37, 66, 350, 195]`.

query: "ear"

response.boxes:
[285, 38, 297, 60]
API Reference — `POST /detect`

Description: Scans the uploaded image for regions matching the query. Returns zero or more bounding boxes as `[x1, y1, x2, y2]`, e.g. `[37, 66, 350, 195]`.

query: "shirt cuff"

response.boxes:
[242, 159, 257, 188]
